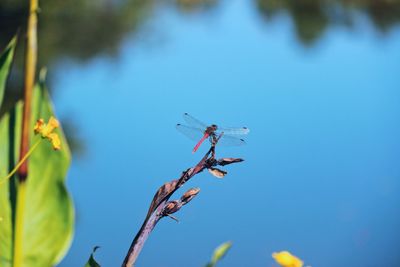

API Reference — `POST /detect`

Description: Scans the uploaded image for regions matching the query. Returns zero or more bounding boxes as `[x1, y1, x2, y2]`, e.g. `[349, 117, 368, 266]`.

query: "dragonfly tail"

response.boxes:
[192, 133, 209, 153]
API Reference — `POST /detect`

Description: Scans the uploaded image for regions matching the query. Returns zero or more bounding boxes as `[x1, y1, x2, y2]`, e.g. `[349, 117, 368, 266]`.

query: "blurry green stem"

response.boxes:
[13, 181, 27, 267]
[0, 139, 41, 187]
[12, 0, 39, 266]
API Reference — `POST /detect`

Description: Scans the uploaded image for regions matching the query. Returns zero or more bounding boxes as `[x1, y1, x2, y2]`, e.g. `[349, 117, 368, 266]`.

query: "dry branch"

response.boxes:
[121, 142, 243, 267]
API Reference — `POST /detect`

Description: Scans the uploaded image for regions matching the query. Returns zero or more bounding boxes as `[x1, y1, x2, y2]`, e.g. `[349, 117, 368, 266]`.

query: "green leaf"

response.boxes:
[0, 36, 17, 109]
[0, 82, 74, 266]
[84, 246, 101, 267]
[205, 241, 232, 267]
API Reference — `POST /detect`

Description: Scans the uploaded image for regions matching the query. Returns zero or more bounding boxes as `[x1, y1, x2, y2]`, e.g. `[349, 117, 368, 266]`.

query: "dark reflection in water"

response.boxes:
[0, 0, 153, 65]
[1, 0, 399, 65]
[175, 0, 218, 12]
[256, 0, 400, 45]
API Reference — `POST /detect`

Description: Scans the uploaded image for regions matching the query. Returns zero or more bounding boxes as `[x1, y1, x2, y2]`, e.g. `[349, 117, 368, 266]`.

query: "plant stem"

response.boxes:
[12, 0, 39, 265]
[121, 142, 245, 267]
[18, 0, 38, 181]
[121, 148, 212, 267]
[12, 181, 27, 267]
[0, 139, 41, 186]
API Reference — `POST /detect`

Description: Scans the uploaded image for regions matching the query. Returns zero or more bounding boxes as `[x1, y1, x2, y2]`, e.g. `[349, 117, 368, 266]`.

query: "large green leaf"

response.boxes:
[0, 82, 74, 266]
[0, 36, 17, 109]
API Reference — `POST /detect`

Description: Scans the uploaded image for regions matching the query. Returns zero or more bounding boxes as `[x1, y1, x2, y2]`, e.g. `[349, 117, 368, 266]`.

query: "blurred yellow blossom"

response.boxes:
[39, 116, 59, 137]
[47, 133, 61, 150]
[33, 118, 44, 134]
[0, 117, 62, 186]
[272, 251, 303, 267]
[34, 116, 61, 150]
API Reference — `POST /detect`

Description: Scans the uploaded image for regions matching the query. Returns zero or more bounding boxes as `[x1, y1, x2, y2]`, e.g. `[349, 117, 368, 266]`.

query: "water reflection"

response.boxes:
[175, 0, 218, 12]
[256, 0, 400, 45]
[0, 0, 153, 65]
[1, 0, 400, 64]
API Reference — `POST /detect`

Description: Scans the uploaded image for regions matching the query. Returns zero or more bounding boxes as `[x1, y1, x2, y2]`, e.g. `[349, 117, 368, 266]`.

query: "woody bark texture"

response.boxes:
[121, 143, 243, 267]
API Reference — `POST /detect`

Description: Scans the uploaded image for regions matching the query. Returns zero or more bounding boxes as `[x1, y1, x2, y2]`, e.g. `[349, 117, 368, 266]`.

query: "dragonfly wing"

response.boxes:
[217, 134, 246, 146]
[218, 126, 250, 136]
[183, 113, 208, 129]
[176, 124, 205, 141]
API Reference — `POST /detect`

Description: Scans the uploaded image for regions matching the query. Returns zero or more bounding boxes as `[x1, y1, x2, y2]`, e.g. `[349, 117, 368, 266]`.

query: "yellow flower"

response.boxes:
[272, 251, 303, 267]
[34, 116, 61, 150]
[33, 118, 44, 134]
[47, 133, 61, 150]
[40, 116, 60, 137]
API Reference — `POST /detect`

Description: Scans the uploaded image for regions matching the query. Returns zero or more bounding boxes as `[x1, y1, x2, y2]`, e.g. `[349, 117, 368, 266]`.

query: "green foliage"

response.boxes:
[0, 62, 74, 266]
[0, 36, 16, 109]
[84, 246, 101, 267]
[205, 241, 232, 267]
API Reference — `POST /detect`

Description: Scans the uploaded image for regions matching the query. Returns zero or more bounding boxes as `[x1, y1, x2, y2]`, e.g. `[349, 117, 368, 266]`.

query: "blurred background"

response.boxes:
[1, 0, 400, 266]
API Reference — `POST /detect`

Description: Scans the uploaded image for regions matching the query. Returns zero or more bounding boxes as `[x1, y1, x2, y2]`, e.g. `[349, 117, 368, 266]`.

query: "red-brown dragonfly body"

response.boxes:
[192, 124, 218, 152]
[176, 113, 249, 152]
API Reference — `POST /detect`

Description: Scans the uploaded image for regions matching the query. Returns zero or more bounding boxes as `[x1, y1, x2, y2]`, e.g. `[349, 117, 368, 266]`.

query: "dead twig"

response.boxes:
[121, 138, 243, 267]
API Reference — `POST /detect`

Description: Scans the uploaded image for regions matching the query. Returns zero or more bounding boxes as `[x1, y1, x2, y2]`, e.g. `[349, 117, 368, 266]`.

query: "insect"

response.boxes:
[176, 113, 250, 152]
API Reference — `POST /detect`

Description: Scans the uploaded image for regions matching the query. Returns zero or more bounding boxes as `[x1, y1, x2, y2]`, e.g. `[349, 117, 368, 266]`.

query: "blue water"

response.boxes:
[55, 1, 400, 267]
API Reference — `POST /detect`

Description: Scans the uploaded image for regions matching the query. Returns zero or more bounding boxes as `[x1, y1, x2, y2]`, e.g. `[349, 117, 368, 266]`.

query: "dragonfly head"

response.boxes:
[205, 124, 218, 135]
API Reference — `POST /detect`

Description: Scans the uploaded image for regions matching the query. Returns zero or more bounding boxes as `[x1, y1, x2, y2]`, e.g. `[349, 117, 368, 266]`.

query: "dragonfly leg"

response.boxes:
[210, 134, 218, 146]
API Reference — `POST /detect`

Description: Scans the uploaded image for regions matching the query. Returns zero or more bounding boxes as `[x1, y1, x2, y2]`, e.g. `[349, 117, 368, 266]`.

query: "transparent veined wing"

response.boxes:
[183, 113, 208, 129]
[217, 135, 246, 146]
[218, 126, 250, 136]
[176, 124, 204, 141]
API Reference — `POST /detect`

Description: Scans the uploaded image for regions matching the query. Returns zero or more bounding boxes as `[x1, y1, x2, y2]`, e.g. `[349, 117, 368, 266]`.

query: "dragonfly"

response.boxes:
[176, 113, 250, 153]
